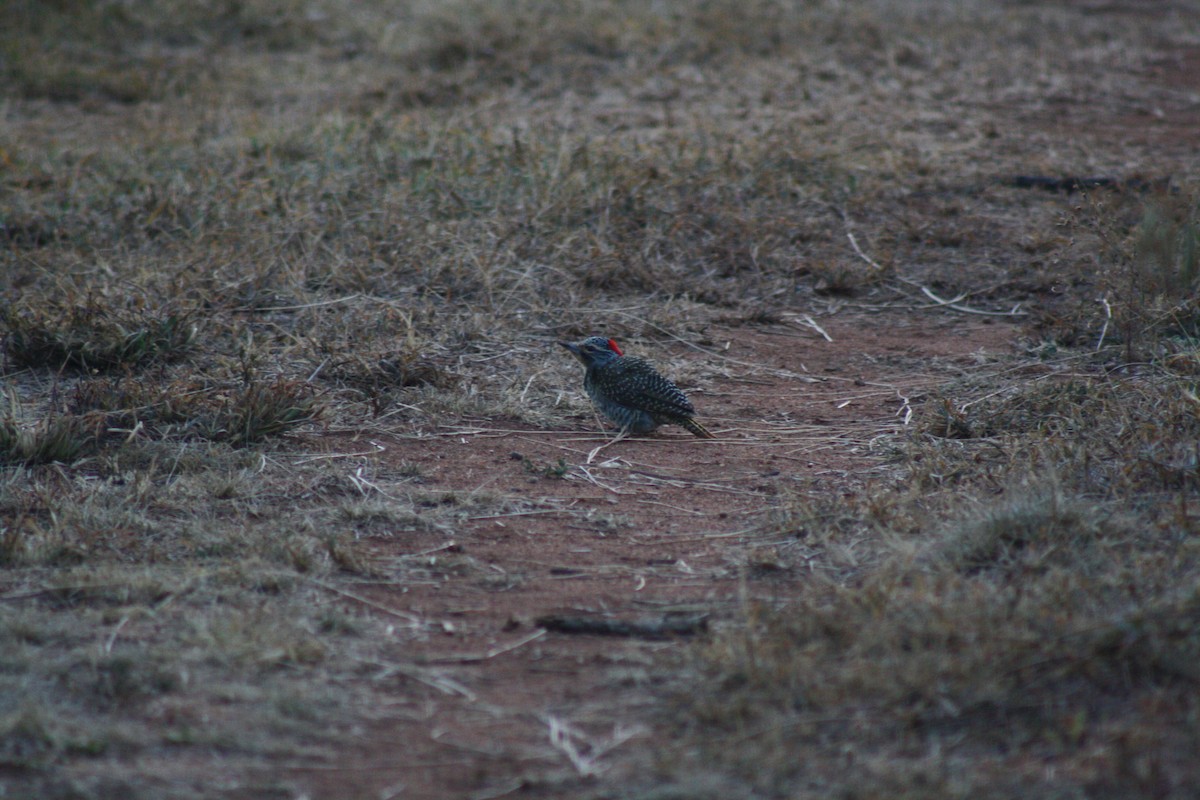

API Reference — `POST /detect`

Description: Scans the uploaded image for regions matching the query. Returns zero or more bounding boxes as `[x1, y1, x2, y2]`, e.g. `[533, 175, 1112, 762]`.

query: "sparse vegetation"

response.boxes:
[3, 297, 197, 371]
[1, 0, 1198, 797]
[0, 407, 98, 467]
[683, 367, 1200, 795]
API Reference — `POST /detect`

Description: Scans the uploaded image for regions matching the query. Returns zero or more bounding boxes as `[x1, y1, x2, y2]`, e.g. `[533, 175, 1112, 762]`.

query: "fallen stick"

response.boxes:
[536, 613, 709, 639]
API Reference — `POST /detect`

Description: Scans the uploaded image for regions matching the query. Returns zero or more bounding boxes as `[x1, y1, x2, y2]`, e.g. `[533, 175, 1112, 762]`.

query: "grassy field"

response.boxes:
[3, 1, 1200, 797]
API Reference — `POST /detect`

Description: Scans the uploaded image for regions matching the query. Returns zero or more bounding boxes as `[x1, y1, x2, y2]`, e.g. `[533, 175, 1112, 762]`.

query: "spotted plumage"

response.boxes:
[558, 336, 715, 439]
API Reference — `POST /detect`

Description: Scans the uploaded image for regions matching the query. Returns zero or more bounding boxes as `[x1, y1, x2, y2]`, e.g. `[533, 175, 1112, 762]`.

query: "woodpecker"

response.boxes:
[558, 335, 715, 439]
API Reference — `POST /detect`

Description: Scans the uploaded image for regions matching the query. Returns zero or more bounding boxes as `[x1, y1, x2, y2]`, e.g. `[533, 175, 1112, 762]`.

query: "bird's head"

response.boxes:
[558, 335, 623, 367]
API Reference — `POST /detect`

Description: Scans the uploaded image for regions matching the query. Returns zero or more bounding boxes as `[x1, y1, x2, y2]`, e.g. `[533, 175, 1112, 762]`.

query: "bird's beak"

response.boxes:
[558, 340, 585, 363]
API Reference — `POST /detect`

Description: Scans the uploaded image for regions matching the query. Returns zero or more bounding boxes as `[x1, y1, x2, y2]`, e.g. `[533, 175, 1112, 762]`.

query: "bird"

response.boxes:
[558, 335, 715, 439]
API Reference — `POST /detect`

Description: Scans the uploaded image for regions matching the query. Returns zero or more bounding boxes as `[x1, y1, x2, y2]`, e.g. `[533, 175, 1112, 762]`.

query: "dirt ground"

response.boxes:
[249, 314, 1017, 799]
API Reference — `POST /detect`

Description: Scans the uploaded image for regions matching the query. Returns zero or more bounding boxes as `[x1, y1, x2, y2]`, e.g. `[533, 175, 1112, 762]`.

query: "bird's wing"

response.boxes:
[604, 358, 696, 416]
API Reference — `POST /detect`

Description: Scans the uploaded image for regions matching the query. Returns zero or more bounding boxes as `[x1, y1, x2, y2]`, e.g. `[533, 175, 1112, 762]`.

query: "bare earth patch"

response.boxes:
[257, 314, 1017, 799]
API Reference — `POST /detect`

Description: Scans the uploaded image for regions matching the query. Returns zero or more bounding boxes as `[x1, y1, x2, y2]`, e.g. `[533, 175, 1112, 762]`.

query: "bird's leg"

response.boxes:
[586, 426, 630, 465]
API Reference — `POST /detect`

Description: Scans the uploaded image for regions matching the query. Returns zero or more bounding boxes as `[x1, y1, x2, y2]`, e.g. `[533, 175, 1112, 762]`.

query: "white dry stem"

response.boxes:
[544, 716, 645, 777]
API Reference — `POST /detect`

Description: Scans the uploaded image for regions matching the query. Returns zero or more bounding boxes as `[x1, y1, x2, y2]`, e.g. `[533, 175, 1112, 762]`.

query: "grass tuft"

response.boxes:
[213, 379, 322, 446]
[0, 707, 59, 768]
[0, 391, 100, 467]
[70, 375, 320, 446]
[88, 654, 180, 708]
[0, 412, 97, 467]
[932, 483, 1116, 577]
[3, 298, 197, 372]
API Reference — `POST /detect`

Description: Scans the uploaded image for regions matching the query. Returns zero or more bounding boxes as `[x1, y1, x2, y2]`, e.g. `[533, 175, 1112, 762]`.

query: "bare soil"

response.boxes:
[266, 314, 1017, 799]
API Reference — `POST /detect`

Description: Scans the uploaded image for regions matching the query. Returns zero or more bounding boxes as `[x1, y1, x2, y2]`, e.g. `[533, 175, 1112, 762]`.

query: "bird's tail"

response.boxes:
[682, 418, 717, 439]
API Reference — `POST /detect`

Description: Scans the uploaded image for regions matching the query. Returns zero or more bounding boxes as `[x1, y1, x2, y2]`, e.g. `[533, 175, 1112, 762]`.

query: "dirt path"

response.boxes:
[265, 313, 1017, 798]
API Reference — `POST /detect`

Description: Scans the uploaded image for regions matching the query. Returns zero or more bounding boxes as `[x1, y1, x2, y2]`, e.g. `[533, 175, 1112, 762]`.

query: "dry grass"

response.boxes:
[667, 360, 1200, 797]
[3, 296, 197, 371]
[2, 0, 1199, 796]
